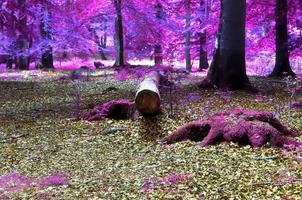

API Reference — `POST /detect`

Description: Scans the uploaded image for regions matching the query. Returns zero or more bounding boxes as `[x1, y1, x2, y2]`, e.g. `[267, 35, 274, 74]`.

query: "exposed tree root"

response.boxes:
[83, 99, 136, 121]
[161, 108, 301, 149]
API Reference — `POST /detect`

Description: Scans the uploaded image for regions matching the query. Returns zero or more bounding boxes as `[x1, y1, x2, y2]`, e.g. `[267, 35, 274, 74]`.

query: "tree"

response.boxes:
[185, 0, 191, 71]
[269, 0, 295, 77]
[154, 2, 164, 66]
[40, 4, 54, 69]
[113, 0, 125, 67]
[15, 0, 29, 70]
[198, 0, 209, 71]
[201, 0, 251, 90]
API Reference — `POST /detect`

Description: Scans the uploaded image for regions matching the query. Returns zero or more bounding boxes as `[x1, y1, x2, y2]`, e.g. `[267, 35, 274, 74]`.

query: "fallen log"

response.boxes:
[135, 71, 161, 116]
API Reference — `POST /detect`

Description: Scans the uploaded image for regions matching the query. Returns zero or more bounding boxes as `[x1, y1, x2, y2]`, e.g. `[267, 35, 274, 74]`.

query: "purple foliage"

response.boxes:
[141, 172, 191, 193]
[115, 69, 129, 81]
[0, 171, 69, 196]
[181, 92, 201, 104]
[0, 172, 33, 192]
[36, 173, 69, 188]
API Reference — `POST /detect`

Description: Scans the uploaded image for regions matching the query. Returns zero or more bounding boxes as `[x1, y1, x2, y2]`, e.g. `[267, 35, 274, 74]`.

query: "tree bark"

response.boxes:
[113, 0, 125, 67]
[40, 6, 54, 69]
[16, 35, 28, 70]
[135, 71, 161, 116]
[15, 0, 29, 70]
[185, 0, 192, 71]
[199, 31, 209, 71]
[6, 55, 13, 69]
[201, 0, 250, 90]
[100, 17, 108, 60]
[154, 3, 164, 66]
[198, 1, 209, 71]
[269, 0, 295, 77]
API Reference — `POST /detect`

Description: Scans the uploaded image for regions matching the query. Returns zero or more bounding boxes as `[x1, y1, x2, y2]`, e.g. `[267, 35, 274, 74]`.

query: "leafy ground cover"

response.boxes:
[0, 69, 302, 199]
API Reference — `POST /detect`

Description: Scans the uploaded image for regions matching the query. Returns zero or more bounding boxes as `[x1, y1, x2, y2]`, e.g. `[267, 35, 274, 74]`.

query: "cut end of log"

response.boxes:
[135, 90, 160, 116]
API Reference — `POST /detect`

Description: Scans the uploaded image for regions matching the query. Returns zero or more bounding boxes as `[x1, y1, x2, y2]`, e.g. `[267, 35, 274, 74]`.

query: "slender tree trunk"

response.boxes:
[154, 44, 163, 65]
[40, 6, 54, 69]
[100, 18, 108, 60]
[94, 32, 107, 60]
[113, 0, 125, 67]
[269, 0, 295, 77]
[185, 0, 191, 71]
[199, 31, 209, 70]
[198, 0, 209, 71]
[154, 3, 164, 66]
[201, 0, 250, 90]
[16, 35, 28, 70]
[15, 0, 29, 70]
[6, 56, 13, 69]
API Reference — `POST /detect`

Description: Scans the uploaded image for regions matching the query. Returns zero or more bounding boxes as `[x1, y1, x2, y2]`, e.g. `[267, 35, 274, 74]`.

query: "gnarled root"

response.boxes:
[83, 99, 136, 121]
[161, 108, 301, 149]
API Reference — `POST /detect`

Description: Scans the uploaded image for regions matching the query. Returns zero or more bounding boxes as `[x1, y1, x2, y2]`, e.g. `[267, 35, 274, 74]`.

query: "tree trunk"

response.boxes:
[185, 0, 192, 71]
[269, 0, 295, 77]
[198, 1, 209, 71]
[100, 17, 108, 60]
[135, 71, 161, 116]
[154, 3, 164, 66]
[199, 31, 209, 71]
[16, 35, 28, 70]
[154, 44, 163, 66]
[201, 0, 250, 90]
[113, 0, 125, 67]
[15, 0, 29, 70]
[40, 7, 54, 69]
[6, 55, 13, 69]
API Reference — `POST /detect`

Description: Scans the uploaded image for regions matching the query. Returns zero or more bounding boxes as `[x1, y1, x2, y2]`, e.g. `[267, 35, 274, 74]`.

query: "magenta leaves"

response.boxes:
[0, 171, 69, 196]
[141, 171, 192, 194]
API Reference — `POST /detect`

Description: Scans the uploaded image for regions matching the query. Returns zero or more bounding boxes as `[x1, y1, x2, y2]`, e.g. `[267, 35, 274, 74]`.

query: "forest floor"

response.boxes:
[0, 68, 302, 199]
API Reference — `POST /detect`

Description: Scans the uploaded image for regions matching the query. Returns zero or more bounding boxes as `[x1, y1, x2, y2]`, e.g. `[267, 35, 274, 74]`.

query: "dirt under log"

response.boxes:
[161, 108, 302, 149]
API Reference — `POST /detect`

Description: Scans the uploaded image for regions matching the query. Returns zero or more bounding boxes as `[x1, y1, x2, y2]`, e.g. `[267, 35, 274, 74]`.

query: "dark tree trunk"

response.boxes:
[199, 31, 209, 70]
[201, 0, 250, 90]
[198, 1, 209, 71]
[185, 0, 192, 71]
[40, 6, 54, 69]
[113, 0, 125, 67]
[269, 0, 295, 77]
[154, 44, 163, 65]
[154, 3, 164, 66]
[93, 32, 107, 60]
[15, 0, 29, 70]
[99, 18, 108, 60]
[16, 35, 29, 70]
[6, 56, 13, 69]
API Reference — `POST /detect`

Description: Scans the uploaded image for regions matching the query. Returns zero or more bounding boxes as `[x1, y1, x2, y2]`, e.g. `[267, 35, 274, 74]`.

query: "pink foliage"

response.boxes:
[0, 172, 33, 192]
[0, 171, 69, 196]
[141, 171, 191, 193]
[35, 173, 69, 188]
